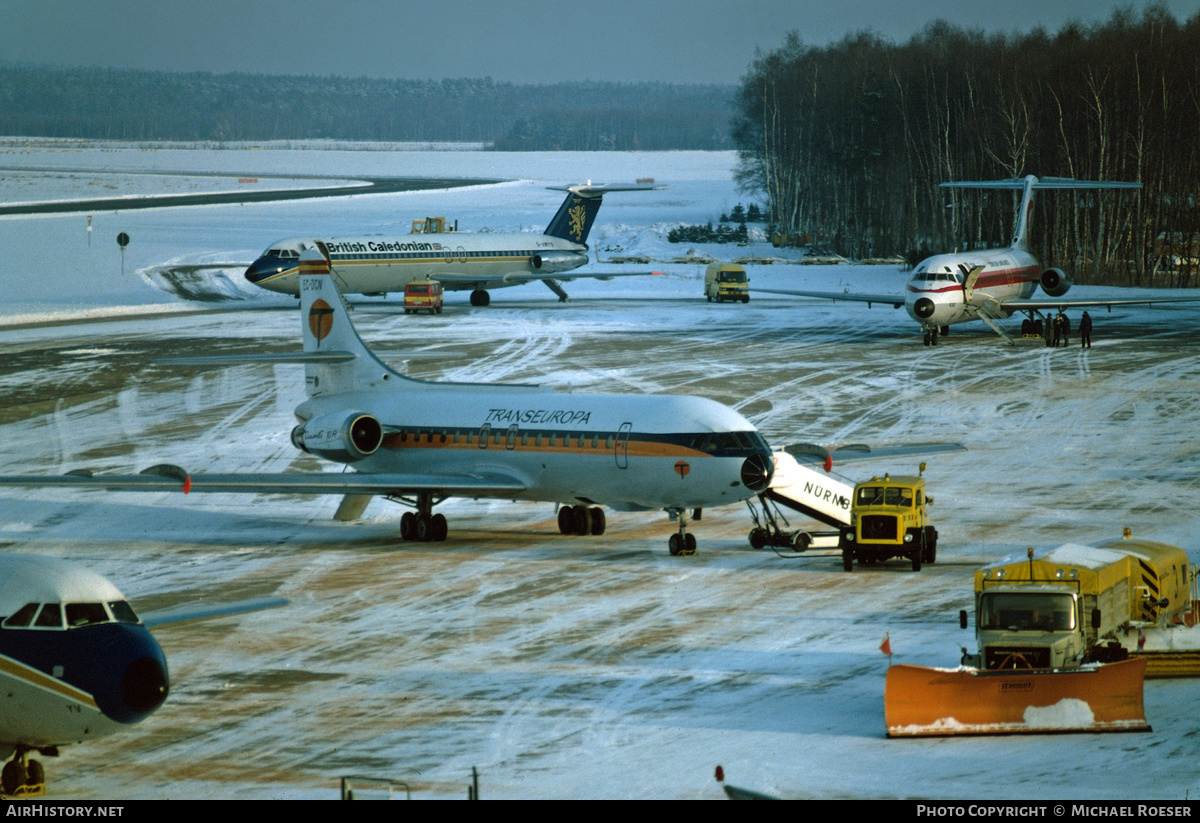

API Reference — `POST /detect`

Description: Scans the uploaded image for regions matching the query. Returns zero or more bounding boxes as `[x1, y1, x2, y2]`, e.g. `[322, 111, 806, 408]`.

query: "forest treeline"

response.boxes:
[733, 5, 1200, 285]
[0, 63, 734, 151]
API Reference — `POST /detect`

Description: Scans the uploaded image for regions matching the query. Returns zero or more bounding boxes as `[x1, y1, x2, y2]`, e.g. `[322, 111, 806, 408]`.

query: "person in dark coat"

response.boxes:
[1060, 312, 1071, 346]
[1080, 311, 1093, 348]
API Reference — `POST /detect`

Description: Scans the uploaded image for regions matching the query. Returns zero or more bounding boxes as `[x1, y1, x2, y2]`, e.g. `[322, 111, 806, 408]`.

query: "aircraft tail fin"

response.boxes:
[543, 183, 663, 245]
[941, 176, 1141, 253]
[299, 251, 403, 396]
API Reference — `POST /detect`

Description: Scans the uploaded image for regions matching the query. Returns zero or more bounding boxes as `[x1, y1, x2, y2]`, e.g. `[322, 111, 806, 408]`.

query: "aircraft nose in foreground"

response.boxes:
[741, 451, 774, 492]
[89, 623, 170, 725]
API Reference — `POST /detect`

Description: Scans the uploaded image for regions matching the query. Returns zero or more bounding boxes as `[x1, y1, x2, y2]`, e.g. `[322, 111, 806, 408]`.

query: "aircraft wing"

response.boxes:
[142, 596, 289, 628]
[783, 441, 966, 464]
[1000, 296, 1200, 312]
[754, 287, 906, 308]
[0, 466, 528, 499]
[500, 269, 663, 283]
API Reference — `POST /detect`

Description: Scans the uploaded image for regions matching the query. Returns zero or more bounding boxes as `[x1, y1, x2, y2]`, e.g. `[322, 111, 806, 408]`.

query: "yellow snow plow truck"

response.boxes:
[885, 530, 1199, 737]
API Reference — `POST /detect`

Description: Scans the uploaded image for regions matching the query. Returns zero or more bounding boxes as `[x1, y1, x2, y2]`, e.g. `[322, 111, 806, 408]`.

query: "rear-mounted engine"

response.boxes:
[291, 412, 383, 463]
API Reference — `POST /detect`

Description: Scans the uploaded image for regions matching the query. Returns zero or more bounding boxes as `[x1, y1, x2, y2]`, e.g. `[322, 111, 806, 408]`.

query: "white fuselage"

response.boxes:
[905, 249, 1040, 328]
[246, 232, 588, 296]
[296, 381, 774, 513]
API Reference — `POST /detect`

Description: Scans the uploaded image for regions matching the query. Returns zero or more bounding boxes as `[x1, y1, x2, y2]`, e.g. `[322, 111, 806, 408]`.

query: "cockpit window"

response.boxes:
[2, 600, 139, 630]
[2, 602, 40, 628]
[66, 602, 111, 627]
[108, 600, 141, 624]
[34, 603, 64, 629]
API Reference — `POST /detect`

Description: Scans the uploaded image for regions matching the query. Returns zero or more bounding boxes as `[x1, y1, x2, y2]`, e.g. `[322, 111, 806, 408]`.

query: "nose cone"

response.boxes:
[912, 296, 936, 319]
[90, 624, 170, 725]
[741, 452, 775, 492]
[245, 255, 284, 284]
[120, 652, 170, 720]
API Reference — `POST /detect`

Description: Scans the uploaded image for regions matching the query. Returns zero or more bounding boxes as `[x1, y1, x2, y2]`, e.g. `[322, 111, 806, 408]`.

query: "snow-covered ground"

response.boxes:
[1, 142, 1199, 800]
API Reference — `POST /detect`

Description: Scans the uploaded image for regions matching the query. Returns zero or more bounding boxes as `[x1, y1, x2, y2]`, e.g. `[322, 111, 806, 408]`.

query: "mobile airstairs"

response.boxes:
[748, 450, 855, 550]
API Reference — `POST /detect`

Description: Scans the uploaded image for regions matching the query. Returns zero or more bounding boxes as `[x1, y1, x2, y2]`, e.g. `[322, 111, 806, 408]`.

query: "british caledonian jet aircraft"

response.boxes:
[244, 183, 661, 305]
[0, 554, 284, 797]
[0, 255, 775, 556]
[757, 176, 1200, 345]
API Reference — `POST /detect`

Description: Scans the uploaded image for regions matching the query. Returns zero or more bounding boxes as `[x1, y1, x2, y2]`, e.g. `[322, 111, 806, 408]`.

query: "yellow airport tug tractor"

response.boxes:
[884, 530, 1200, 737]
[839, 470, 937, 571]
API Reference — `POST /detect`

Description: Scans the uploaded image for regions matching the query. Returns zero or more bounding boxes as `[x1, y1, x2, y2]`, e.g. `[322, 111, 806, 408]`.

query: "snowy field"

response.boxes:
[1, 142, 1200, 800]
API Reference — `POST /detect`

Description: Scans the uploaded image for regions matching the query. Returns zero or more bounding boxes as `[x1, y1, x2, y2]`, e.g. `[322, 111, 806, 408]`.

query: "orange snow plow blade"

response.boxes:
[885, 657, 1150, 737]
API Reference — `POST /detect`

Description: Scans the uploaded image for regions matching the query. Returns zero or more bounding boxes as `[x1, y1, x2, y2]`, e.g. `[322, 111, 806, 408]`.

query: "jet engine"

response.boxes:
[291, 412, 383, 463]
[1040, 267, 1073, 297]
[530, 250, 587, 274]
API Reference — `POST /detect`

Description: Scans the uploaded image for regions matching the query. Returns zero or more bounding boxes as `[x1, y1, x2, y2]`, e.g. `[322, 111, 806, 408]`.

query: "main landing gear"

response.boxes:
[2, 749, 46, 798]
[557, 504, 607, 536]
[469, 289, 491, 307]
[398, 492, 448, 542]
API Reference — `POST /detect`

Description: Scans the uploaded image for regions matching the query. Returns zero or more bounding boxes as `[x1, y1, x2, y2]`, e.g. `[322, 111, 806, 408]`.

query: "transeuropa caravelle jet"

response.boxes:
[757, 175, 1200, 345]
[244, 183, 662, 305]
[0, 254, 775, 556]
[0, 554, 283, 797]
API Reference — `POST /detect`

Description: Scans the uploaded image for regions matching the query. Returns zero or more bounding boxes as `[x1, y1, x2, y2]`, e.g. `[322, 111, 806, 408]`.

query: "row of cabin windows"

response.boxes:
[2, 600, 141, 631]
[389, 427, 766, 455]
[334, 250, 533, 262]
[393, 428, 621, 450]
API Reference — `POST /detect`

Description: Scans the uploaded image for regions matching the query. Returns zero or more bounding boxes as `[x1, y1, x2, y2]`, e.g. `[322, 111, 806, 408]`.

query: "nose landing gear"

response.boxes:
[667, 508, 699, 556]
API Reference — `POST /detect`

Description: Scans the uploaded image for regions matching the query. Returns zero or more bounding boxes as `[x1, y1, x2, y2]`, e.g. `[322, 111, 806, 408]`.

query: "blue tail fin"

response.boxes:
[543, 183, 663, 245]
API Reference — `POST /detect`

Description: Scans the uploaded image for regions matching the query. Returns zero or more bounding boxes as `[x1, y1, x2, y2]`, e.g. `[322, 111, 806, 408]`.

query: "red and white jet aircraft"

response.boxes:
[759, 176, 1200, 344]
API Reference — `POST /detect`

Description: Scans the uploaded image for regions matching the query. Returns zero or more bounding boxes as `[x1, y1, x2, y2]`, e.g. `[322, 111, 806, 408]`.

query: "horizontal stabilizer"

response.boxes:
[940, 178, 1142, 190]
[156, 351, 356, 366]
[545, 182, 665, 197]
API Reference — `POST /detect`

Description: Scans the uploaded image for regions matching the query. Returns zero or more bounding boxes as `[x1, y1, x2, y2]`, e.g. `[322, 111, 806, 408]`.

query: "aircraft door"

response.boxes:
[315, 239, 351, 292]
[615, 422, 631, 469]
[478, 423, 491, 450]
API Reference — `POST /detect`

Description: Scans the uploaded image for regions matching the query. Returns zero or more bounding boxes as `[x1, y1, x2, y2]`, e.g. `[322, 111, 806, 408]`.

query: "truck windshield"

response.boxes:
[719, 271, 746, 282]
[979, 592, 1075, 632]
[856, 486, 913, 507]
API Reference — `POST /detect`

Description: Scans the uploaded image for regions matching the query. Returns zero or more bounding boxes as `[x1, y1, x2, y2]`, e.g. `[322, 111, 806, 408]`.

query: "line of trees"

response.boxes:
[733, 5, 1200, 285]
[0, 63, 735, 151]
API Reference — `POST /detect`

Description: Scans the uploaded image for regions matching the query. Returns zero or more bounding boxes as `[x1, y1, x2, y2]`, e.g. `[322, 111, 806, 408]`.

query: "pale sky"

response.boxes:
[3, 0, 1196, 84]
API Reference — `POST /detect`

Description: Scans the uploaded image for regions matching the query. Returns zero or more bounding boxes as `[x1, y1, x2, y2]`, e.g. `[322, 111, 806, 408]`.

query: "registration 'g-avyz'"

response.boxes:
[0, 256, 775, 556]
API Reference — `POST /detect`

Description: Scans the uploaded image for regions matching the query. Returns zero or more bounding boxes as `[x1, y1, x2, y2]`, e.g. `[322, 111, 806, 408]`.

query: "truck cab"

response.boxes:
[967, 583, 1093, 669]
[959, 536, 1194, 670]
[704, 263, 749, 303]
[403, 280, 443, 314]
[838, 473, 936, 571]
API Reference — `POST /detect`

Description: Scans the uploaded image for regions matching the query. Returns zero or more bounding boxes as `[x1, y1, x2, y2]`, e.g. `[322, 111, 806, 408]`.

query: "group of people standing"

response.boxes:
[1044, 310, 1093, 348]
